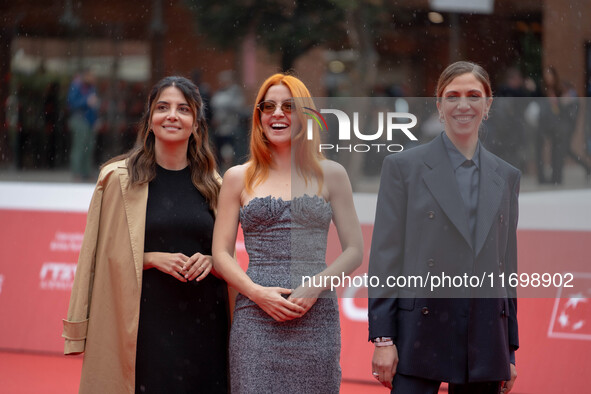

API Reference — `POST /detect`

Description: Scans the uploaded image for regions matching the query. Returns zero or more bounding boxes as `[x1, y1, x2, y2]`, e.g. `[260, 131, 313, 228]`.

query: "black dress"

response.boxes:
[135, 165, 229, 393]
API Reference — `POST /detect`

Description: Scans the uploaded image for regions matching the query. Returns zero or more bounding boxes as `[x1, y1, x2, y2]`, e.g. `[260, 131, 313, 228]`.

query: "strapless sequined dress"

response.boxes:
[229, 195, 341, 394]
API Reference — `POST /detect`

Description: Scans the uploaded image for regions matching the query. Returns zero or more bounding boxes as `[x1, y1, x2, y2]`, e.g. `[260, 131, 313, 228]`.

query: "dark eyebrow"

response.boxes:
[444, 89, 483, 96]
[156, 100, 190, 106]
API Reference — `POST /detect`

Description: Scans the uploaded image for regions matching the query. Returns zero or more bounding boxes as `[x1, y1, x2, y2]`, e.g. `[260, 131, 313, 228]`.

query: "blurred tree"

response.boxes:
[185, 0, 351, 71]
[342, 1, 380, 95]
[519, 30, 543, 86]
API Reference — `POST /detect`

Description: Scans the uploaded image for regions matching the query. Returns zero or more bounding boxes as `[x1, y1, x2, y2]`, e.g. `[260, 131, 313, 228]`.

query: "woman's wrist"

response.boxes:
[142, 252, 156, 269]
[142, 252, 151, 269]
[244, 283, 263, 302]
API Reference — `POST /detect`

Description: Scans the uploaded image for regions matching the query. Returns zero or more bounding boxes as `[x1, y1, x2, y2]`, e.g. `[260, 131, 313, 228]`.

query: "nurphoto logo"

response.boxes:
[305, 105, 418, 153]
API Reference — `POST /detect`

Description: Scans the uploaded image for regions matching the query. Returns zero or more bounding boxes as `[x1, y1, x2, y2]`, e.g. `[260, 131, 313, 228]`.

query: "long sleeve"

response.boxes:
[62, 179, 104, 354]
[367, 154, 407, 341]
[506, 172, 521, 352]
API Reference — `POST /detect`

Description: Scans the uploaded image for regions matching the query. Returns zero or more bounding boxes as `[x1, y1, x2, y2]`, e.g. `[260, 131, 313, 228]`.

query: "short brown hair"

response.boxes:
[436, 61, 492, 98]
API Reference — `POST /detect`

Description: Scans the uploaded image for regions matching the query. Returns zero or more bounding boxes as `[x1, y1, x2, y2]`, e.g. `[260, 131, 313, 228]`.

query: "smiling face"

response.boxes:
[437, 72, 492, 141]
[260, 84, 300, 149]
[150, 86, 195, 148]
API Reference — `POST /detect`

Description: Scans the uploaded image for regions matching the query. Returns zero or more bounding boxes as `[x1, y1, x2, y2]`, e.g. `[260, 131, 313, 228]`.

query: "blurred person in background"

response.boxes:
[560, 80, 591, 180]
[123, 82, 147, 152]
[210, 70, 245, 171]
[63, 76, 229, 393]
[67, 69, 99, 181]
[488, 67, 530, 171]
[5, 85, 22, 168]
[43, 81, 61, 168]
[535, 66, 576, 184]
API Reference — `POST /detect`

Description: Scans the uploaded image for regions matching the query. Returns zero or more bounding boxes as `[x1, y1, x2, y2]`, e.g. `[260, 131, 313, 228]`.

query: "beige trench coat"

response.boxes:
[63, 159, 149, 393]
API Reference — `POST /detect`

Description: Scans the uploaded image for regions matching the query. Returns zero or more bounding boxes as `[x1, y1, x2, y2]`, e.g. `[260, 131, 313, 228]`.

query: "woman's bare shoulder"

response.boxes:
[220, 164, 252, 202]
[320, 158, 348, 179]
[222, 163, 249, 183]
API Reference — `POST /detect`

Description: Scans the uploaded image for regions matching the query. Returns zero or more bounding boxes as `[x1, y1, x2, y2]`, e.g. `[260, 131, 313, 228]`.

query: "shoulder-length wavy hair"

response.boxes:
[105, 76, 219, 210]
[245, 73, 324, 194]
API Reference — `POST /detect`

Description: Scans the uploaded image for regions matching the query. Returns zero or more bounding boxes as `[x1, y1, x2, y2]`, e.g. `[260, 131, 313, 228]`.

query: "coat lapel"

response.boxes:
[118, 165, 148, 289]
[422, 134, 473, 248]
[474, 147, 505, 256]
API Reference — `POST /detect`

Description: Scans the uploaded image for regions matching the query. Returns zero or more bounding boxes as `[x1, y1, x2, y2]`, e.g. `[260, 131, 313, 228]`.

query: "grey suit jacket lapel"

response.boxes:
[422, 134, 473, 249]
[474, 146, 505, 256]
[118, 164, 149, 289]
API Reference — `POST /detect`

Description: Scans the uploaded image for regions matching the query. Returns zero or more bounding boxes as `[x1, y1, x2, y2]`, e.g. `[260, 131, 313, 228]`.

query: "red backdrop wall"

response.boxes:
[0, 184, 589, 393]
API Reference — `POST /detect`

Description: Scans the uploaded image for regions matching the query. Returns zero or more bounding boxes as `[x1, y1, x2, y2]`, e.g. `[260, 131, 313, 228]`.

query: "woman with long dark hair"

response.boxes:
[63, 76, 229, 393]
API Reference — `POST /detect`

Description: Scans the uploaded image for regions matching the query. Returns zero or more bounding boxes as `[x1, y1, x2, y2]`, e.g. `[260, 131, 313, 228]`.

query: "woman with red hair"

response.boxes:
[213, 73, 363, 393]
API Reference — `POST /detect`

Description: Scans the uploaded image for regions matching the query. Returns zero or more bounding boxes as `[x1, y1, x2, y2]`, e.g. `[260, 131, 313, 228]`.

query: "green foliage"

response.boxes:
[519, 30, 542, 84]
[184, 0, 348, 70]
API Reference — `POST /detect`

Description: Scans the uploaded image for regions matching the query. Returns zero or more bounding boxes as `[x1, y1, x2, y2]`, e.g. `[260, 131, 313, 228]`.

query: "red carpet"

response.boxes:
[0, 351, 388, 393]
[0, 351, 83, 394]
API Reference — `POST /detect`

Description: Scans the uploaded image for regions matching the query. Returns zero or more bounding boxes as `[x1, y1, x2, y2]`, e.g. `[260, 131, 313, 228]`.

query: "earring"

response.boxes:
[484, 113, 489, 121]
[439, 114, 445, 124]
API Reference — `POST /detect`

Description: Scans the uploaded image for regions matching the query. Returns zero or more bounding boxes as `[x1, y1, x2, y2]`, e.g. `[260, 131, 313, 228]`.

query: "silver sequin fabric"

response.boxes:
[229, 195, 341, 394]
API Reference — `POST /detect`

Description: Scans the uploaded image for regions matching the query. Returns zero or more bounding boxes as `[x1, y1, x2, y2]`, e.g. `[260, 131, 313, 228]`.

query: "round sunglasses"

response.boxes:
[257, 100, 294, 114]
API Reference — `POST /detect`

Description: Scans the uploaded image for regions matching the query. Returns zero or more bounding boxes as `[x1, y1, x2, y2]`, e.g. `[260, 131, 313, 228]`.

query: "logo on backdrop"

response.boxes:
[304, 107, 418, 153]
[49, 231, 83, 252]
[39, 263, 77, 290]
[548, 273, 591, 341]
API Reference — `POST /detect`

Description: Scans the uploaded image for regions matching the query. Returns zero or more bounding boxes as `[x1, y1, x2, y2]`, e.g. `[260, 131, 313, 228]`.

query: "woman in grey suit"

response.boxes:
[368, 61, 519, 394]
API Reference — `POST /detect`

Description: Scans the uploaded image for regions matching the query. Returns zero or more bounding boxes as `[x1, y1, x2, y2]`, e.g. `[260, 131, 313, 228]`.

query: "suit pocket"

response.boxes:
[502, 298, 510, 318]
[397, 289, 415, 311]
